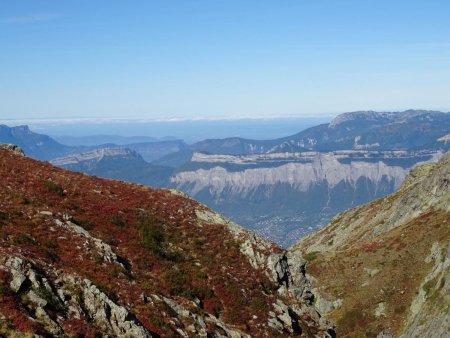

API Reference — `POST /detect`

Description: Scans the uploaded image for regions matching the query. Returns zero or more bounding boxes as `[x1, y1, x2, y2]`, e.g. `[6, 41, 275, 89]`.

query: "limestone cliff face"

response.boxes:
[50, 147, 141, 167]
[171, 151, 439, 246]
[172, 152, 409, 197]
[290, 152, 450, 337]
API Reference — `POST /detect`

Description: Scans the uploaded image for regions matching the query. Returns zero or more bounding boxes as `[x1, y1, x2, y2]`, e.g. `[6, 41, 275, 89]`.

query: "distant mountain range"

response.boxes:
[2, 109, 450, 246]
[50, 147, 172, 187]
[0, 124, 187, 162]
[155, 109, 450, 163]
[271, 109, 450, 153]
[149, 109, 450, 170]
[0, 124, 72, 160]
[163, 110, 450, 245]
[52, 134, 178, 146]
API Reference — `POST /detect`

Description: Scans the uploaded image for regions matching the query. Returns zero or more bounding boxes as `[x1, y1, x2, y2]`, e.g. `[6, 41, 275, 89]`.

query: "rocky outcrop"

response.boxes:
[0, 143, 25, 156]
[55, 215, 124, 266]
[4, 253, 306, 338]
[160, 295, 251, 338]
[369, 154, 450, 238]
[196, 208, 301, 293]
[195, 207, 336, 337]
[70, 277, 153, 337]
[2, 256, 153, 337]
[5, 257, 64, 336]
[399, 241, 450, 338]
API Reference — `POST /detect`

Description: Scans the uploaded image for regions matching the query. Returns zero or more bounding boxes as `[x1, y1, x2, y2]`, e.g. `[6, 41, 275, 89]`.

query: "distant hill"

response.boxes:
[190, 137, 288, 155]
[50, 147, 173, 187]
[0, 124, 188, 163]
[124, 140, 188, 162]
[270, 110, 450, 153]
[0, 124, 72, 160]
[53, 134, 178, 146]
[156, 109, 450, 167]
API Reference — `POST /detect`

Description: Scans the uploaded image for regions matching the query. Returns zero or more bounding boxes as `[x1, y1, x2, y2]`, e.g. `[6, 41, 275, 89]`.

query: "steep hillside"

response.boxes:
[290, 152, 450, 337]
[0, 145, 334, 337]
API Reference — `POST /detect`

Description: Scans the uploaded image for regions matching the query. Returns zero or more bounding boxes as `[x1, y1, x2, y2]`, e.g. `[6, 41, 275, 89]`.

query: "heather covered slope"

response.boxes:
[290, 152, 450, 337]
[0, 145, 333, 337]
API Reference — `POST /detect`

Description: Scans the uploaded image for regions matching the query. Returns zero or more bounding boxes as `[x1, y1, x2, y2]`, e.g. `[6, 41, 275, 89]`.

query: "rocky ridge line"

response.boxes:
[194, 206, 336, 337]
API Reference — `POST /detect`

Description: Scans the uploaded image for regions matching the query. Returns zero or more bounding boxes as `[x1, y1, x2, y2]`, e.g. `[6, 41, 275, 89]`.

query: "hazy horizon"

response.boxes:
[0, 116, 332, 143]
[2, 108, 448, 143]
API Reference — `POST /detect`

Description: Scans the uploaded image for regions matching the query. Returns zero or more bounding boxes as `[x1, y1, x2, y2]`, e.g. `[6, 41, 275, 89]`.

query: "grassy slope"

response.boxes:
[0, 148, 285, 337]
[290, 153, 450, 337]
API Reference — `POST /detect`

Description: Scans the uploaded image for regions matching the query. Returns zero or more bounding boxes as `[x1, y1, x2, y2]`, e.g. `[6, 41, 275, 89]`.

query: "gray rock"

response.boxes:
[55, 218, 125, 267]
[194, 207, 332, 336]
[399, 240, 450, 338]
[27, 290, 48, 307]
[3, 255, 152, 338]
[377, 331, 394, 338]
[78, 279, 153, 337]
[4, 257, 65, 335]
[5, 257, 28, 292]
[0, 143, 25, 156]
[35, 306, 63, 336]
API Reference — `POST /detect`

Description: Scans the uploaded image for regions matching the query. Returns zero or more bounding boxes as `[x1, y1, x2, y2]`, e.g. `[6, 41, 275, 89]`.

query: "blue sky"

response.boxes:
[1, 0, 450, 120]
